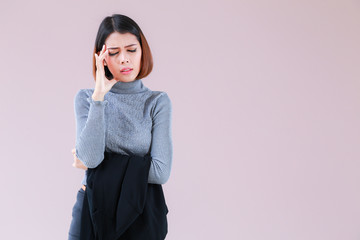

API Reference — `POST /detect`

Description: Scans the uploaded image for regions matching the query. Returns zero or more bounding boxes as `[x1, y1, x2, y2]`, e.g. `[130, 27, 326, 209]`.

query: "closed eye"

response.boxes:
[109, 49, 137, 56]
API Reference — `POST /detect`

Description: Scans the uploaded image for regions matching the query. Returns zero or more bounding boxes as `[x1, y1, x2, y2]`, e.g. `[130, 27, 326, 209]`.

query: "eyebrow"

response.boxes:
[107, 44, 137, 49]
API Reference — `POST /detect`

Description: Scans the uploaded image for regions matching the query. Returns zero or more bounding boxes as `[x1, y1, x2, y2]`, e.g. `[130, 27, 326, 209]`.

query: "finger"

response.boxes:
[95, 49, 105, 63]
[94, 53, 99, 65]
[97, 52, 108, 71]
[99, 44, 106, 57]
[109, 79, 118, 86]
[99, 44, 104, 54]
[95, 54, 104, 70]
[100, 49, 108, 60]
[99, 44, 105, 56]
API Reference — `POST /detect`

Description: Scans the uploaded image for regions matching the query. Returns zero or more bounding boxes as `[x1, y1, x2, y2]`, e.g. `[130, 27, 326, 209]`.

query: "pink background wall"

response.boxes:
[1, 0, 360, 239]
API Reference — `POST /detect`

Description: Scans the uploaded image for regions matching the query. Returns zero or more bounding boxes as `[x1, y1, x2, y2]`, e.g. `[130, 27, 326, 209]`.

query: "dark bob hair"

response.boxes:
[92, 14, 153, 81]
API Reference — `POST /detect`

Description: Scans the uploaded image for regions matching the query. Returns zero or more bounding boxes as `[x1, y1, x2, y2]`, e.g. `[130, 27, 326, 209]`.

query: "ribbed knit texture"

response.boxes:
[74, 79, 172, 185]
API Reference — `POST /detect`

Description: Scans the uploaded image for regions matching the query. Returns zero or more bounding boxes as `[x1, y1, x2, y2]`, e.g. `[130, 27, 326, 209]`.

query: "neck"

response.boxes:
[109, 79, 148, 94]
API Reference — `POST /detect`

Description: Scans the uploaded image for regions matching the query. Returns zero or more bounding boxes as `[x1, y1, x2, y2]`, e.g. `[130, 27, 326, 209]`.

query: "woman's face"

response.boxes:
[104, 32, 142, 82]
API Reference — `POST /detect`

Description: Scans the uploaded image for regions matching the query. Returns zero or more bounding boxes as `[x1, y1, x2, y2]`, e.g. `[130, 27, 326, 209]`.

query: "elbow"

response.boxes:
[148, 171, 171, 185]
[83, 160, 100, 169]
[160, 172, 171, 184]
[76, 148, 103, 169]
[149, 156, 172, 184]
[154, 171, 171, 185]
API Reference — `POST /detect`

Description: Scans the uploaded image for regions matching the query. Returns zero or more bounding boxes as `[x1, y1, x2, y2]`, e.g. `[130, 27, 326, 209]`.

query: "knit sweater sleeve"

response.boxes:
[74, 89, 109, 168]
[148, 92, 173, 184]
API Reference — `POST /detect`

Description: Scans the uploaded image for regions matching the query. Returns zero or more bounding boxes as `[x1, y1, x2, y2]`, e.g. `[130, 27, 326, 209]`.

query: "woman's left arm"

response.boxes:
[71, 148, 88, 170]
[148, 92, 173, 184]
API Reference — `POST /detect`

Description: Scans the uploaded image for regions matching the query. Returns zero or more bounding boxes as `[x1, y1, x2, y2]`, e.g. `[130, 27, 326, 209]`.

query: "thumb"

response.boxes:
[109, 79, 118, 86]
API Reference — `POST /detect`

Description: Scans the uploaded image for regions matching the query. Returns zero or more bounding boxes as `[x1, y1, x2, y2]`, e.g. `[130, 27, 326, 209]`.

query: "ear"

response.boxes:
[104, 60, 107, 66]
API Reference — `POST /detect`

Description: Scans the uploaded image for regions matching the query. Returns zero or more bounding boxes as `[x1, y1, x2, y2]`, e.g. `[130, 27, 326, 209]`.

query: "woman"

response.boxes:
[68, 14, 173, 240]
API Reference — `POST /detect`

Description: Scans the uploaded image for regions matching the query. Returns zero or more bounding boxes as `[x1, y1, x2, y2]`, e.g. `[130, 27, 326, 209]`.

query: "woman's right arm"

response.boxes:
[74, 44, 117, 168]
[74, 89, 108, 168]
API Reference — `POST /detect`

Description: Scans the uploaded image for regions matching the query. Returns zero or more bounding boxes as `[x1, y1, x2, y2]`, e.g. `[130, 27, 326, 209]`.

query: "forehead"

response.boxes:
[105, 32, 139, 48]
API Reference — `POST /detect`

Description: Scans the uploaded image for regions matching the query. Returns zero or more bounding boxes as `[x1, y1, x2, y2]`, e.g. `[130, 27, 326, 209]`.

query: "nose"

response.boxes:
[119, 52, 129, 63]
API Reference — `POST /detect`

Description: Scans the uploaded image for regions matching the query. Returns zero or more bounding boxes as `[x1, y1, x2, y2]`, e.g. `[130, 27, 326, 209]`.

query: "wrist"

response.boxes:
[92, 92, 105, 101]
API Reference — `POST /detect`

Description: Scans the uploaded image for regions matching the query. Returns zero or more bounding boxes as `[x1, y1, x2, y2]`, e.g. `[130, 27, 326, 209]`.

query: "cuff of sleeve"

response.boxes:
[86, 96, 109, 106]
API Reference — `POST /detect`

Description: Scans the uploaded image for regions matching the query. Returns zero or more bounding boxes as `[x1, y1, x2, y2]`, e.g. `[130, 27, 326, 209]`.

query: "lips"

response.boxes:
[121, 68, 133, 72]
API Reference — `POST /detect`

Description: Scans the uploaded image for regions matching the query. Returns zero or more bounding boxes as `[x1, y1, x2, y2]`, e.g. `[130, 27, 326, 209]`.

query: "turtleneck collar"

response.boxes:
[109, 79, 148, 94]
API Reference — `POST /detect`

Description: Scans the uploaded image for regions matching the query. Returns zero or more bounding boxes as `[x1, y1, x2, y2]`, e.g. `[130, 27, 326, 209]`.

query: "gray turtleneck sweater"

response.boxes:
[74, 79, 172, 185]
